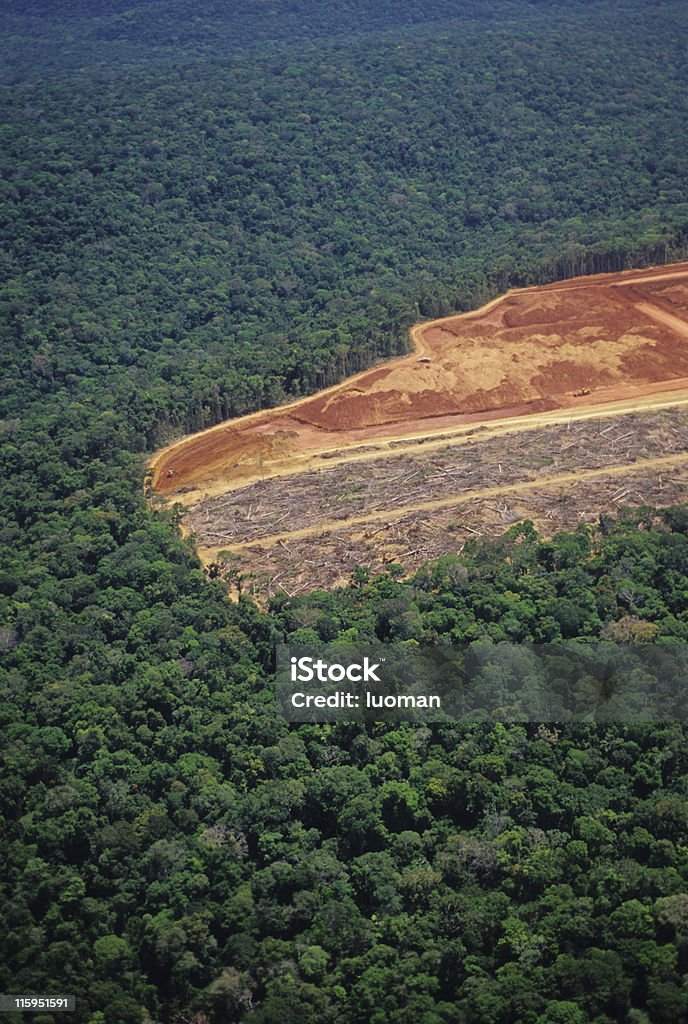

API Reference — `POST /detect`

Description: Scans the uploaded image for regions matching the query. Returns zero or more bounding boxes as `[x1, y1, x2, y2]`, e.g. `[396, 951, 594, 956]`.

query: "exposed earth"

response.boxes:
[151, 262, 688, 502]
[186, 409, 688, 599]
[149, 263, 688, 599]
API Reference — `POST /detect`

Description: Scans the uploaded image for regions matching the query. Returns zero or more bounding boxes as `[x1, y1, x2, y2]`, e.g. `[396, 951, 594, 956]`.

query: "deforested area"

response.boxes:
[188, 408, 688, 601]
[151, 265, 688, 499]
[209, 455, 688, 599]
[187, 408, 688, 547]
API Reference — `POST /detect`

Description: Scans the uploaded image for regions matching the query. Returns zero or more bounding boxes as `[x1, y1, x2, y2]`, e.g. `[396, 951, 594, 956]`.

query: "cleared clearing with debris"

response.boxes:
[189, 408, 688, 599]
[149, 264, 688, 601]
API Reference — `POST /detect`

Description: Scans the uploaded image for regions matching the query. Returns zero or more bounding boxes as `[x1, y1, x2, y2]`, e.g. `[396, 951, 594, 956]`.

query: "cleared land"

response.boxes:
[193, 409, 688, 598]
[149, 263, 688, 600]
[212, 462, 688, 599]
[151, 262, 688, 502]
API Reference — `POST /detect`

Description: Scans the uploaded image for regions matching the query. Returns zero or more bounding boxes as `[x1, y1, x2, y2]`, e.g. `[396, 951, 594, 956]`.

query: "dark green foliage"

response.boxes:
[0, 0, 569, 80]
[280, 512, 688, 646]
[5, 506, 688, 1022]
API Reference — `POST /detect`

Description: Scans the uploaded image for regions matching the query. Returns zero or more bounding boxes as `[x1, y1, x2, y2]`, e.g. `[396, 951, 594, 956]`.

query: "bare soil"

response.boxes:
[147, 263, 688, 602]
[208, 459, 688, 602]
[150, 263, 688, 501]
[638, 278, 688, 318]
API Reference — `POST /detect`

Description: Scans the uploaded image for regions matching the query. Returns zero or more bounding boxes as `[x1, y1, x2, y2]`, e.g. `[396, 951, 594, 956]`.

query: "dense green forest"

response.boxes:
[3, 1, 688, 1022]
[3, 0, 688, 439]
[6, 511, 688, 1023]
[0, 0, 667, 80]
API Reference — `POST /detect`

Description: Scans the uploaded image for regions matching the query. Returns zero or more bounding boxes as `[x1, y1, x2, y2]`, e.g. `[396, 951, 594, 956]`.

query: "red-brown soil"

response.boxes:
[637, 278, 688, 318]
[150, 263, 688, 500]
